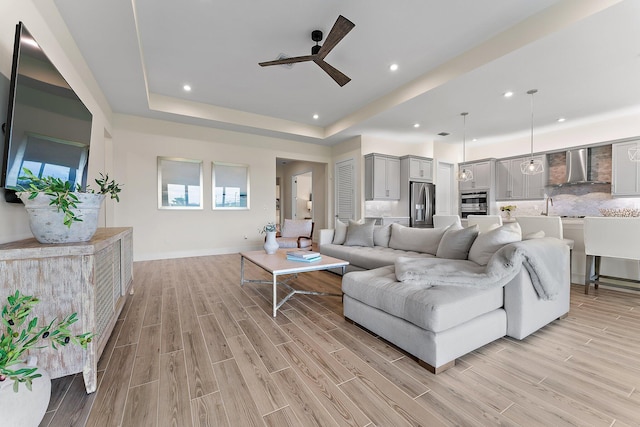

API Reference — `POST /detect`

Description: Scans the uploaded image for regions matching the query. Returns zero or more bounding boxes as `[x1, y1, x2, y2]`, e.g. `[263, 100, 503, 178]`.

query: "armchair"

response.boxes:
[276, 219, 314, 249]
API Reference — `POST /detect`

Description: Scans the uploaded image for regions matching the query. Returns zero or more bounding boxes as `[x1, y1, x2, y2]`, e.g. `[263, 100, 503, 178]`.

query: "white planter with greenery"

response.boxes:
[15, 168, 122, 244]
[19, 192, 105, 244]
[0, 356, 51, 427]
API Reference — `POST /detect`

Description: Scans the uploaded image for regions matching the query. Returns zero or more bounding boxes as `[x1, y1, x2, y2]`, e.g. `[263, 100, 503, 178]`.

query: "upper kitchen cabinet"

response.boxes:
[612, 140, 640, 196]
[496, 155, 547, 200]
[458, 160, 494, 191]
[365, 153, 400, 200]
[401, 155, 433, 182]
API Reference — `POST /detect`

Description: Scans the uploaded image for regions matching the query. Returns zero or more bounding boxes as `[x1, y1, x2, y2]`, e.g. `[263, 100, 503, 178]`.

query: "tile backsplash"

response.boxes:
[497, 190, 640, 217]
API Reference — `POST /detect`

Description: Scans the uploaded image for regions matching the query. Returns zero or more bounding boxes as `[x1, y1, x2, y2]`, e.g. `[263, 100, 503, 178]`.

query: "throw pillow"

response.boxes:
[524, 230, 546, 240]
[344, 219, 375, 247]
[436, 225, 479, 259]
[388, 223, 449, 255]
[332, 219, 348, 244]
[468, 222, 522, 266]
[373, 224, 392, 247]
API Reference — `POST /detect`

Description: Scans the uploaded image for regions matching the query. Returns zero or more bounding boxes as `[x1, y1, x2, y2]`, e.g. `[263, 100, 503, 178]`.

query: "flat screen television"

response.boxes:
[1, 22, 92, 202]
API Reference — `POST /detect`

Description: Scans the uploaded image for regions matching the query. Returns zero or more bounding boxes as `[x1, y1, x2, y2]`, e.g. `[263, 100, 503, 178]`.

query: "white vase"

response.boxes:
[18, 192, 105, 244]
[0, 356, 51, 427]
[264, 231, 279, 254]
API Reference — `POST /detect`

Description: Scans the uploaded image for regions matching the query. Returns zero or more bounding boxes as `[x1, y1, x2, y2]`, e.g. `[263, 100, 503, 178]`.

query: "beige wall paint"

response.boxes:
[111, 115, 332, 260]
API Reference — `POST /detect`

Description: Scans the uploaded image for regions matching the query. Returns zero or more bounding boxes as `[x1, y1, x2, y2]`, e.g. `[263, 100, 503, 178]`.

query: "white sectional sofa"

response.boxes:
[319, 221, 570, 373]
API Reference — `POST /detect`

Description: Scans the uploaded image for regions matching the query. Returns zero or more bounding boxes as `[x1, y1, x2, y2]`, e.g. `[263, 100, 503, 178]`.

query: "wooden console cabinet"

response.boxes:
[0, 227, 133, 393]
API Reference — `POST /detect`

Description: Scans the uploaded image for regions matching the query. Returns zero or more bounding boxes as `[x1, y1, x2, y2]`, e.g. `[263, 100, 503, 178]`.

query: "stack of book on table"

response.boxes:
[286, 250, 322, 262]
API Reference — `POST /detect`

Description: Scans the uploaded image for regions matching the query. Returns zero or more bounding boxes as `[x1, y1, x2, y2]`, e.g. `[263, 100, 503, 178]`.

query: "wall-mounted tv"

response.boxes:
[1, 22, 92, 202]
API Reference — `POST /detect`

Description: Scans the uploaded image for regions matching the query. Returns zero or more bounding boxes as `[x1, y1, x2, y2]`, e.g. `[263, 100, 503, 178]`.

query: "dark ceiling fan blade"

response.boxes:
[316, 15, 355, 60]
[314, 59, 351, 86]
[259, 55, 315, 67]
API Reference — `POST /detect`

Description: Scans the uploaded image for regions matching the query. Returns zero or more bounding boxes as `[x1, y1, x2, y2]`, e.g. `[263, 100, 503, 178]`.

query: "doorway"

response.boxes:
[292, 171, 313, 220]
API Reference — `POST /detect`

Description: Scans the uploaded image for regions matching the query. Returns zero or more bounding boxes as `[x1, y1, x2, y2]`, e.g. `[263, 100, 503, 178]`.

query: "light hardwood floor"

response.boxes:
[39, 253, 640, 426]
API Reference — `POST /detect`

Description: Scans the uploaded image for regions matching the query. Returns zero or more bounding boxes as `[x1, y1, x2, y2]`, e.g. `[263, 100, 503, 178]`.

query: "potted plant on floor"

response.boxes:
[15, 168, 122, 244]
[0, 290, 93, 426]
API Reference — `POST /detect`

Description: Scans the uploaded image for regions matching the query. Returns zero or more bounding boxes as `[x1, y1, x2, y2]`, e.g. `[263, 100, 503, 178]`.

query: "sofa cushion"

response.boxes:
[373, 224, 392, 247]
[524, 230, 545, 240]
[319, 243, 360, 264]
[332, 219, 348, 244]
[349, 247, 433, 270]
[388, 223, 448, 255]
[344, 220, 375, 247]
[342, 265, 504, 333]
[468, 222, 522, 266]
[436, 225, 479, 259]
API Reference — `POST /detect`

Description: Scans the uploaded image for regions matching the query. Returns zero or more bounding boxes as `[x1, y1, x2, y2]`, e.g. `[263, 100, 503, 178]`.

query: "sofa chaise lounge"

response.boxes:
[319, 221, 570, 373]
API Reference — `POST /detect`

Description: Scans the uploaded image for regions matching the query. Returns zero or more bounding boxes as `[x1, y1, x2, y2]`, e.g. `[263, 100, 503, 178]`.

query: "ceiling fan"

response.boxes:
[259, 15, 355, 87]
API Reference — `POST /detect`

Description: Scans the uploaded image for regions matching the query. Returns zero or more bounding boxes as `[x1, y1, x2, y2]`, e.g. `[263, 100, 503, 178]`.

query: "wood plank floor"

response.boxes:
[39, 253, 640, 426]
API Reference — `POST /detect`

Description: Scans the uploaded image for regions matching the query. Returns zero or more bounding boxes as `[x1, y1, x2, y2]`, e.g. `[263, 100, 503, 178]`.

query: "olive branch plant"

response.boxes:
[18, 167, 122, 227]
[0, 291, 94, 392]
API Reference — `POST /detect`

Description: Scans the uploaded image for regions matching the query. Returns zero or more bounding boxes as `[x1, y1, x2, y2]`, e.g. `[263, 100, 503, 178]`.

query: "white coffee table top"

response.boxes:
[240, 249, 348, 275]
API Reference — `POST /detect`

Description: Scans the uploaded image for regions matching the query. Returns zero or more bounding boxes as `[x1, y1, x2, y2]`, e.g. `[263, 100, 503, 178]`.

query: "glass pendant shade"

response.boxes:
[457, 168, 473, 182]
[628, 147, 640, 161]
[521, 89, 544, 175]
[457, 112, 472, 182]
[520, 157, 545, 175]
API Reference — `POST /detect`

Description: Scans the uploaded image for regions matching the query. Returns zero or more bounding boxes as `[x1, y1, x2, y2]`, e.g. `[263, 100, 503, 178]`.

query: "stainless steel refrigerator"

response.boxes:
[410, 181, 435, 228]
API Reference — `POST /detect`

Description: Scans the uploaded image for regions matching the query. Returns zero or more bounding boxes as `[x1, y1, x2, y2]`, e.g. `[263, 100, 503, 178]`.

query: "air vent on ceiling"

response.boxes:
[437, 132, 450, 136]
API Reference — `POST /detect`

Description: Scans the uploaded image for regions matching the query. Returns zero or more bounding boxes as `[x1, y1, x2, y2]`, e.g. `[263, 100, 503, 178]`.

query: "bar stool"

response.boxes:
[583, 217, 640, 294]
[433, 215, 461, 229]
[516, 216, 574, 272]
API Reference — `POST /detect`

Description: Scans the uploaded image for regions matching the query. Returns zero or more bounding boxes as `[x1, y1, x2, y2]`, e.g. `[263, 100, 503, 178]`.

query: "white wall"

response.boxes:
[466, 108, 640, 161]
[111, 115, 332, 261]
[0, 0, 114, 244]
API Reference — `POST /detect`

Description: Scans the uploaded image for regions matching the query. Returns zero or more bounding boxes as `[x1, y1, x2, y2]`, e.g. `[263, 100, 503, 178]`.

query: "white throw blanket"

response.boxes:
[395, 237, 567, 300]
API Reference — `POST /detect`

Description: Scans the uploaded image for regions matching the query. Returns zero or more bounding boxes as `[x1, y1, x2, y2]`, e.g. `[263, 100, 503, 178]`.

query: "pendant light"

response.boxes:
[521, 89, 544, 175]
[457, 112, 473, 182]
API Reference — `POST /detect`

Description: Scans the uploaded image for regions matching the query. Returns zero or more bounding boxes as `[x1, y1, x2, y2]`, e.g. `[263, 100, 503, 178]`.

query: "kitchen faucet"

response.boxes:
[541, 194, 553, 216]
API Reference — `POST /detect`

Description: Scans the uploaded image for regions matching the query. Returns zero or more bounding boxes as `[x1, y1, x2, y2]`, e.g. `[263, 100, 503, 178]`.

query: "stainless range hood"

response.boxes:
[565, 148, 589, 183]
[562, 148, 610, 185]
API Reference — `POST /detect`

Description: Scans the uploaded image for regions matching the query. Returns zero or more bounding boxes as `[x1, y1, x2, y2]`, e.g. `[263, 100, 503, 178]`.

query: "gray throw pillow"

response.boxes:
[436, 225, 479, 259]
[468, 222, 522, 265]
[373, 224, 392, 247]
[332, 219, 348, 244]
[344, 220, 375, 247]
[388, 223, 449, 255]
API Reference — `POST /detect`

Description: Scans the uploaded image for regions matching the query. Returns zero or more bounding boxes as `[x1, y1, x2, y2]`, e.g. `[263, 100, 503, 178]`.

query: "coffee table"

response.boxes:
[240, 250, 348, 317]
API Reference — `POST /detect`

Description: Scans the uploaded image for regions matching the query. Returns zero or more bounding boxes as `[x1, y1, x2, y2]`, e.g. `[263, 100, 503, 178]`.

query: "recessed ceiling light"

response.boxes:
[557, 117, 566, 122]
[413, 123, 420, 128]
[313, 114, 319, 120]
[389, 63, 399, 71]
[503, 91, 514, 98]
[183, 84, 192, 92]
[472, 138, 478, 142]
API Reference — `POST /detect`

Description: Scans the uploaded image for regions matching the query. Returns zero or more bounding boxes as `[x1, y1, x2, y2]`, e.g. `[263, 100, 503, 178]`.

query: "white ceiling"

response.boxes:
[52, 0, 640, 146]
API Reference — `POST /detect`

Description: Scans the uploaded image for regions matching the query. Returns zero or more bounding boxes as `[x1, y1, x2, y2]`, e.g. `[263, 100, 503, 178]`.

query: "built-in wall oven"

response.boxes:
[460, 190, 489, 218]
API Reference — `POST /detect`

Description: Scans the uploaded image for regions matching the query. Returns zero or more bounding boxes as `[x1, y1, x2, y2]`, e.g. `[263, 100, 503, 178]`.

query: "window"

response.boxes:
[212, 162, 249, 209]
[158, 157, 203, 209]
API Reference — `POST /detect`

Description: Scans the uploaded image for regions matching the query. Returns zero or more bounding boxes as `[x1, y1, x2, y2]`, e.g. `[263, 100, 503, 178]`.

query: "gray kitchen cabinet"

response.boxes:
[459, 160, 494, 190]
[402, 155, 433, 181]
[612, 140, 640, 196]
[496, 156, 547, 200]
[365, 153, 400, 200]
